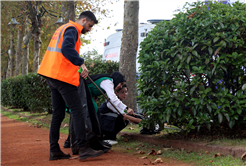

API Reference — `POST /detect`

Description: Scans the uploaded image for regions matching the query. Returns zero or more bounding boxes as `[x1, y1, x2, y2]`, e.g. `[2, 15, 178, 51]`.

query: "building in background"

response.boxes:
[102, 19, 169, 73]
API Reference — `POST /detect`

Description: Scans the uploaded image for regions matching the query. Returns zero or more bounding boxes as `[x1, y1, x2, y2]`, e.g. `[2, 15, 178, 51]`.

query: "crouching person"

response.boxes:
[99, 84, 142, 145]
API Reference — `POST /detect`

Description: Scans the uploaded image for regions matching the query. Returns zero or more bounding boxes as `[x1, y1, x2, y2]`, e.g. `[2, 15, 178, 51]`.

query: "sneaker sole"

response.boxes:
[49, 156, 71, 160]
[103, 148, 111, 153]
[79, 151, 104, 161]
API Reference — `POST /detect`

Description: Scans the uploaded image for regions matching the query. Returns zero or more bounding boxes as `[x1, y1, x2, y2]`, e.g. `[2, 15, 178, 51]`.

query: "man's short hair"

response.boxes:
[78, 11, 98, 24]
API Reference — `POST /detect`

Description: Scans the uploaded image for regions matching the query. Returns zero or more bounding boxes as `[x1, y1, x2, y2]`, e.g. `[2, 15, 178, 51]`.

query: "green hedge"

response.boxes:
[1, 60, 119, 112]
[137, 1, 246, 132]
[1, 74, 52, 112]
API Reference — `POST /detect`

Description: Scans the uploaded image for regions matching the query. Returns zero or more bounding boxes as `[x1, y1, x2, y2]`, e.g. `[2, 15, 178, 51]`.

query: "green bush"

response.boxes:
[137, 1, 246, 132]
[1, 78, 12, 107]
[22, 73, 52, 112]
[86, 59, 119, 75]
[1, 73, 51, 112]
[1, 76, 27, 108]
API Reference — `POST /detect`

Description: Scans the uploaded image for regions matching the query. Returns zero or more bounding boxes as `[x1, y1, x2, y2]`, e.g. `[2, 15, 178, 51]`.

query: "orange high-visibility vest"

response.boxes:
[37, 20, 83, 87]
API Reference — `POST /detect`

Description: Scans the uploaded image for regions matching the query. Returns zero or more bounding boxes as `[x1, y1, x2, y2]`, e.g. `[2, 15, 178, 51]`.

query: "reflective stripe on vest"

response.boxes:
[47, 24, 72, 53]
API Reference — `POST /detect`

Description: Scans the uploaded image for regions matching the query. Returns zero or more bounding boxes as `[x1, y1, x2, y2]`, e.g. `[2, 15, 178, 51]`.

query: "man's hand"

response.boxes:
[80, 64, 88, 79]
[127, 108, 135, 116]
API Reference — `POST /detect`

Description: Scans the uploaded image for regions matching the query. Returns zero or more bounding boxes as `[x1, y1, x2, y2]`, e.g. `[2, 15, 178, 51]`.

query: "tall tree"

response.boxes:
[15, 14, 25, 76]
[27, 1, 43, 73]
[119, 1, 139, 111]
[62, 1, 76, 22]
[22, 16, 32, 76]
[8, 24, 16, 78]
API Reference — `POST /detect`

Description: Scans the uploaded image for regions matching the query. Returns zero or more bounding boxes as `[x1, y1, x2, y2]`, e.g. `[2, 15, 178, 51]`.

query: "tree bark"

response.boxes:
[22, 42, 30, 76]
[6, 53, 11, 79]
[27, 1, 42, 73]
[22, 16, 32, 76]
[15, 25, 24, 76]
[119, 1, 139, 111]
[62, 1, 76, 23]
[7, 26, 16, 78]
[33, 33, 41, 72]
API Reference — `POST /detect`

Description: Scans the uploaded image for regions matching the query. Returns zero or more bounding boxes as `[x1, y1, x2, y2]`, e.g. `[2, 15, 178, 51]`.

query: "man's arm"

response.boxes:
[61, 27, 84, 66]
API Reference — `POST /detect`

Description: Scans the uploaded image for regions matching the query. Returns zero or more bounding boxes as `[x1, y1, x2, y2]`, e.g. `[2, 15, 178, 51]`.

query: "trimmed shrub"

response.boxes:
[22, 73, 52, 112]
[1, 78, 12, 107]
[137, 1, 246, 132]
[1, 76, 27, 108]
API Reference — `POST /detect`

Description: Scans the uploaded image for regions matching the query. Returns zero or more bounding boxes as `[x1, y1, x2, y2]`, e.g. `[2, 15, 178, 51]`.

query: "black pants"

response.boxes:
[103, 116, 129, 140]
[46, 77, 87, 152]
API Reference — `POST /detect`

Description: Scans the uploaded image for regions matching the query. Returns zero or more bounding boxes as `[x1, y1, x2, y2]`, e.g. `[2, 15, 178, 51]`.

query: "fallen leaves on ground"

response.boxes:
[124, 138, 128, 142]
[241, 152, 246, 160]
[36, 139, 41, 141]
[147, 149, 157, 156]
[139, 156, 147, 159]
[157, 150, 161, 155]
[152, 158, 163, 164]
[129, 127, 134, 130]
[214, 153, 222, 158]
[127, 147, 132, 150]
[136, 148, 139, 150]
[69, 156, 78, 160]
[135, 151, 145, 154]
[63, 123, 68, 128]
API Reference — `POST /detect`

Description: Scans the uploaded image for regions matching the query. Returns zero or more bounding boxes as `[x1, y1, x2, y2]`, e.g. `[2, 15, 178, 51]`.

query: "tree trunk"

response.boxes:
[15, 26, 24, 76]
[62, 1, 76, 23]
[27, 1, 42, 73]
[119, 1, 139, 111]
[22, 42, 29, 76]
[33, 33, 41, 72]
[2, 61, 8, 80]
[22, 16, 32, 76]
[6, 54, 11, 78]
[7, 26, 16, 78]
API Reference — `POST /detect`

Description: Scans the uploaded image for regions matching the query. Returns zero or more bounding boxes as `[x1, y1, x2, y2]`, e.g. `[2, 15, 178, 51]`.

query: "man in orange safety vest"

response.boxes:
[38, 11, 104, 161]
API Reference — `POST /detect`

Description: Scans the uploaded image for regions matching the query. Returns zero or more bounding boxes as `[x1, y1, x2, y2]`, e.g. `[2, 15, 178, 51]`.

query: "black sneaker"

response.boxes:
[49, 150, 71, 160]
[90, 140, 111, 153]
[79, 144, 104, 160]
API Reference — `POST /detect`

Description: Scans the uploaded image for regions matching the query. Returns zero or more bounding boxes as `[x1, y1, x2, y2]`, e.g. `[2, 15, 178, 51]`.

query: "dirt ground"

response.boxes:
[1, 114, 192, 166]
